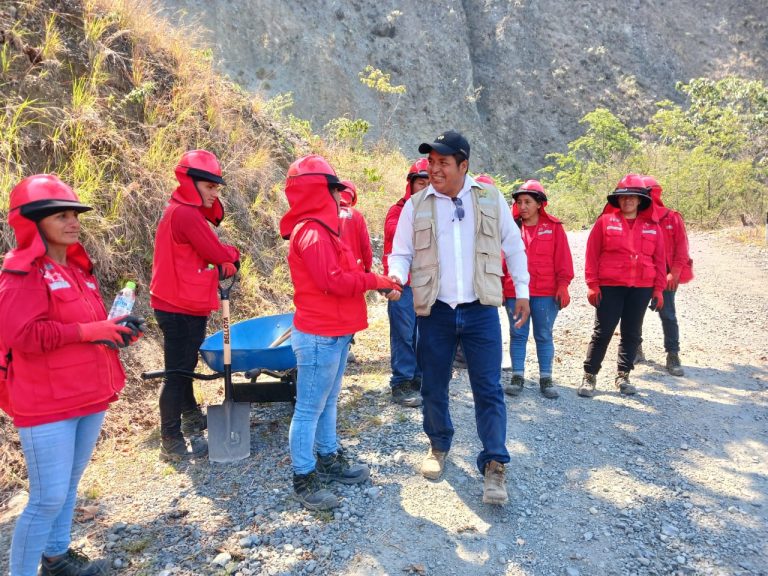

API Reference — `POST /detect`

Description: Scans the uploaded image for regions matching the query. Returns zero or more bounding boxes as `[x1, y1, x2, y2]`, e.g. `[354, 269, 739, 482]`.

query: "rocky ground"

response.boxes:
[1, 229, 767, 576]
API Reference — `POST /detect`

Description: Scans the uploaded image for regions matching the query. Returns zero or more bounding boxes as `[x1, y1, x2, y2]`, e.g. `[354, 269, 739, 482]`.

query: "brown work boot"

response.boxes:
[666, 352, 685, 377]
[615, 371, 637, 395]
[421, 447, 447, 480]
[504, 375, 524, 396]
[482, 460, 508, 505]
[577, 372, 597, 398]
[539, 376, 559, 399]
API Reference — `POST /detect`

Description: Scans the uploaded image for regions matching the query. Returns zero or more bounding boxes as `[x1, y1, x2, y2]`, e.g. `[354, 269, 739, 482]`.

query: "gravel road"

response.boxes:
[1, 230, 766, 576]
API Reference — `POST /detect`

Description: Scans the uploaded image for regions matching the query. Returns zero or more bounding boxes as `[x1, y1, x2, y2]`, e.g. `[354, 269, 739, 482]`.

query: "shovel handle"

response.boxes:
[268, 327, 292, 348]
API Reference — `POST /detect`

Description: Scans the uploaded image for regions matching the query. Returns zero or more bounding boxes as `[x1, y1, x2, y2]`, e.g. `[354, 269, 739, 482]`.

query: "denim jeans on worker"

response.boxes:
[505, 296, 559, 379]
[289, 328, 352, 475]
[387, 285, 421, 387]
[155, 310, 207, 439]
[10, 411, 105, 576]
[584, 286, 652, 375]
[417, 300, 509, 474]
[657, 289, 680, 353]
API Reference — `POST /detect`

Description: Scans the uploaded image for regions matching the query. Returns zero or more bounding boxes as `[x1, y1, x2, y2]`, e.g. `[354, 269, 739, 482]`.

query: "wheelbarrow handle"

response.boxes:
[141, 369, 224, 381]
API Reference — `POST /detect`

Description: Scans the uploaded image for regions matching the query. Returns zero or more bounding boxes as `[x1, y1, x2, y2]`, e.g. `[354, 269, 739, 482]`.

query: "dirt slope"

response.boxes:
[0, 230, 766, 575]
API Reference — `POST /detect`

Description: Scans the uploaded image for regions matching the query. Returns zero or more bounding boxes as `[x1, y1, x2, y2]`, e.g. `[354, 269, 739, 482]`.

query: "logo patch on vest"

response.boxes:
[42, 264, 71, 291]
[641, 229, 657, 235]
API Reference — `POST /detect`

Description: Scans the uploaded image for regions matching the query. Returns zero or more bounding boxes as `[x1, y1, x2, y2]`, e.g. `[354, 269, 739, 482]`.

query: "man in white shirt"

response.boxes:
[388, 130, 530, 505]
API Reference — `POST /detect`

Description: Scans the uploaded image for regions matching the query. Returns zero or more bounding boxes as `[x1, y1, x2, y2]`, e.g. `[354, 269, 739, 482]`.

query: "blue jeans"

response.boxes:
[657, 289, 679, 353]
[387, 285, 421, 387]
[417, 300, 509, 474]
[10, 411, 106, 576]
[505, 296, 559, 378]
[288, 328, 352, 475]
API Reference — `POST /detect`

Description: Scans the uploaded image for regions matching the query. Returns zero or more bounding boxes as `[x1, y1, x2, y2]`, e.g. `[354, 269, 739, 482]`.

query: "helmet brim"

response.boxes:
[20, 199, 93, 221]
[185, 167, 226, 185]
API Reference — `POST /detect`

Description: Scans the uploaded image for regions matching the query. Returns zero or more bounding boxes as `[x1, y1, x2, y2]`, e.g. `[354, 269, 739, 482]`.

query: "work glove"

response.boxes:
[118, 315, 147, 347]
[79, 317, 133, 348]
[586, 286, 602, 308]
[218, 261, 239, 280]
[555, 285, 570, 310]
[372, 273, 403, 295]
[666, 271, 680, 292]
[650, 290, 664, 312]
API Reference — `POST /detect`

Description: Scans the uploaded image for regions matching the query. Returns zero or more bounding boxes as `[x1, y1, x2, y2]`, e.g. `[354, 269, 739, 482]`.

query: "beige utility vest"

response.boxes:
[410, 184, 504, 316]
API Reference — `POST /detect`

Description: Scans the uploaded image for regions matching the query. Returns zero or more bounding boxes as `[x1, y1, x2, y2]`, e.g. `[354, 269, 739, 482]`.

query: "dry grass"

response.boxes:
[0, 0, 411, 500]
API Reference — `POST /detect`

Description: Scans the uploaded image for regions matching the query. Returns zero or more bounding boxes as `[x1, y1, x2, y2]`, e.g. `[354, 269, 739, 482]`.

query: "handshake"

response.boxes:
[372, 274, 403, 297]
[79, 315, 146, 349]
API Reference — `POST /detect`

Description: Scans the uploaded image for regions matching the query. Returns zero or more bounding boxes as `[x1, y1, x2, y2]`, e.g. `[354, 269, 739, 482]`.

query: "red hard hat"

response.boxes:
[9, 174, 92, 222]
[641, 175, 663, 202]
[513, 179, 547, 203]
[475, 174, 496, 186]
[5, 175, 93, 273]
[608, 173, 651, 210]
[407, 158, 429, 182]
[339, 180, 357, 207]
[175, 150, 225, 185]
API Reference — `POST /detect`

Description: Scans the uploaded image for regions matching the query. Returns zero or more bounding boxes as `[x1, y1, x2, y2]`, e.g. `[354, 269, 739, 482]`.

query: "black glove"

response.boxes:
[97, 315, 146, 349]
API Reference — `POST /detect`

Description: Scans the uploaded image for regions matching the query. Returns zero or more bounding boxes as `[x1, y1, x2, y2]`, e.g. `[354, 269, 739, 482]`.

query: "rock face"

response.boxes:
[159, 0, 767, 175]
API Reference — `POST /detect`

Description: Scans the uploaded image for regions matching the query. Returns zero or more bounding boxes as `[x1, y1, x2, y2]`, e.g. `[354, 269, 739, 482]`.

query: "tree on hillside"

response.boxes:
[541, 108, 640, 225]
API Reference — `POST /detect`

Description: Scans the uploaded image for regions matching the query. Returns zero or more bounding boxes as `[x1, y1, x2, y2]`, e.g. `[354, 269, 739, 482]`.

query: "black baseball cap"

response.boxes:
[418, 130, 470, 160]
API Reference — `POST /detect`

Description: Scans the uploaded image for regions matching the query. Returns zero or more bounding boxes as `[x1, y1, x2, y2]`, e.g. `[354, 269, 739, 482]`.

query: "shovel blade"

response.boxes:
[207, 400, 251, 463]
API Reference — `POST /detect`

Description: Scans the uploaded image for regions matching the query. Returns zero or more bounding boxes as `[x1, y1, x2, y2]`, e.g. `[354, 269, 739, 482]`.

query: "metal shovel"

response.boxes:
[207, 274, 251, 463]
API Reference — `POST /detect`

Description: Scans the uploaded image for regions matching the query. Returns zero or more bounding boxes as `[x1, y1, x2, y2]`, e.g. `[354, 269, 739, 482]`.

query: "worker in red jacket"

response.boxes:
[501, 179, 574, 399]
[635, 175, 693, 376]
[383, 159, 429, 407]
[338, 180, 373, 272]
[1, 175, 140, 575]
[578, 174, 667, 398]
[280, 154, 401, 511]
[150, 150, 240, 462]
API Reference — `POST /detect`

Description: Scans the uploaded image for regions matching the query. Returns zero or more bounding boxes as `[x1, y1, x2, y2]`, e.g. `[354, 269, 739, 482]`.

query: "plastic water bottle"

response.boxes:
[108, 281, 136, 319]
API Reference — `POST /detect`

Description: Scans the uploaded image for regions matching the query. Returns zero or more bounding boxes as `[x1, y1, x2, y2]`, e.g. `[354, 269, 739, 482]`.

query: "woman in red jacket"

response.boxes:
[150, 150, 240, 462]
[0, 175, 139, 576]
[635, 175, 693, 376]
[501, 180, 574, 399]
[280, 155, 401, 511]
[578, 174, 667, 398]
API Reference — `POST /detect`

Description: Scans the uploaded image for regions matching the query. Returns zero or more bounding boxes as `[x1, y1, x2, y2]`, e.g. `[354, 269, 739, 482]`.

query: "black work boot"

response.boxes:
[577, 372, 597, 398]
[539, 376, 559, 399]
[40, 548, 110, 575]
[316, 451, 370, 484]
[634, 344, 646, 364]
[293, 471, 340, 511]
[504, 375, 524, 396]
[391, 382, 422, 408]
[615, 371, 637, 395]
[159, 435, 208, 462]
[181, 406, 207, 436]
[666, 352, 685, 377]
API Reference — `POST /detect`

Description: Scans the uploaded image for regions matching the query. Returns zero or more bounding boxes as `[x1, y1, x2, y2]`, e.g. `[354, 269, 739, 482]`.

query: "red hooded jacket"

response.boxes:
[383, 172, 421, 277]
[338, 187, 373, 272]
[279, 174, 378, 337]
[585, 204, 667, 291]
[650, 190, 693, 284]
[150, 174, 239, 316]
[502, 207, 574, 298]
[0, 236, 125, 426]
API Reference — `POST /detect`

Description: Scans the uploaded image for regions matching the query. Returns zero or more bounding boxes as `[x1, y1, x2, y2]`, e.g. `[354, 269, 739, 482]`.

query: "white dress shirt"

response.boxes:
[389, 175, 530, 307]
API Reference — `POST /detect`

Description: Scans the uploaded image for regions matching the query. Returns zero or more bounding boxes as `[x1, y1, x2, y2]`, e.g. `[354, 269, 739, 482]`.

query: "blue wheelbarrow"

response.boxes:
[199, 312, 297, 404]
